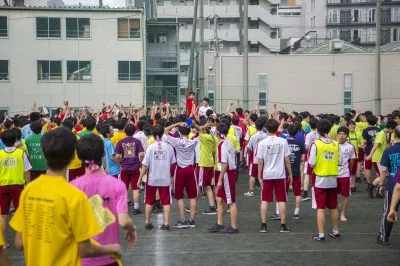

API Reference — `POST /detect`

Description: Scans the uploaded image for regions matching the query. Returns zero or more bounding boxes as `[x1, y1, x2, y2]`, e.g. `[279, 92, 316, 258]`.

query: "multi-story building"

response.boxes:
[326, 0, 400, 46]
[0, 5, 145, 114]
[154, 0, 305, 87]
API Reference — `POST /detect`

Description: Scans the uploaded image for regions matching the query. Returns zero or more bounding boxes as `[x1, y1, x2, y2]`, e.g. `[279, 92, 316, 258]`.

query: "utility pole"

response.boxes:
[99, 0, 103, 8]
[199, 0, 205, 98]
[375, 0, 381, 115]
[243, 0, 249, 110]
[188, 0, 199, 91]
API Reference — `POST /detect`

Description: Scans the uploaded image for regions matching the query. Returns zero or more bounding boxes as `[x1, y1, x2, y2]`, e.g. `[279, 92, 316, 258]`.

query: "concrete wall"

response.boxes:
[0, 8, 144, 114]
[204, 52, 400, 115]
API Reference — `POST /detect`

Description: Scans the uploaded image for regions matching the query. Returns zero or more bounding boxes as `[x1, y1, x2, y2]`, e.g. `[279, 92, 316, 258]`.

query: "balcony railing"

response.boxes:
[327, 0, 400, 6]
[327, 12, 400, 25]
[146, 52, 179, 73]
[146, 86, 180, 106]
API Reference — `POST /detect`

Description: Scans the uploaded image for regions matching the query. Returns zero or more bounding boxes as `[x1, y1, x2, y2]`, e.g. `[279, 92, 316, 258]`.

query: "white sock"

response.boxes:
[276, 203, 280, 215]
[333, 229, 339, 235]
[134, 203, 139, 209]
[319, 233, 325, 238]
[294, 208, 300, 215]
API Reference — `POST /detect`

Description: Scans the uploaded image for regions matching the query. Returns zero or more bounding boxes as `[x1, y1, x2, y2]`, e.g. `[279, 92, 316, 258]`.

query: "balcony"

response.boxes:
[179, 28, 240, 42]
[326, 12, 400, 26]
[146, 52, 179, 74]
[146, 86, 179, 106]
[156, 4, 240, 19]
[327, 0, 400, 7]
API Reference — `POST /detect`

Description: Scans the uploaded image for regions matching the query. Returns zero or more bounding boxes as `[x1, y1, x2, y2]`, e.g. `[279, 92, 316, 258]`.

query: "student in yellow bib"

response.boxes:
[0, 129, 31, 248]
[0, 218, 11, 266]
[347, 120, 363, 191]
[9, 128, 121, 266]
[308, 119, 340, 241]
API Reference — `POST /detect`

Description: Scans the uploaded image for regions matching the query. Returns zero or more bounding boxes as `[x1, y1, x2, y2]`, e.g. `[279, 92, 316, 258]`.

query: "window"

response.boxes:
[249, 20, 259, 29]
[258, 73, 267, 107]
[352, 9, 360, 23]
[36, 17, 61, 38]
[368, 9, 376, 23]
[118, 61, 141, 81]
[37, 60, 62, 81]
[328, 29, 339, 39]
[393, 28, 398, 42]
[328, 10, 339, 24]
[67, 61, 91, 81]
[250, 0, 259, 4]
[66, 18, 90, 38]
[343, 73, 352, 114]
[0, 60, 8, 80]
[118, 18, 141, 39]
[367, 28, 376, 42]
[158, 33, 167, 43]
[207, 74, 215, 107]
[392, 7, 400, 22]
[250, 44, 259, 52]
[0, 17, 7, 37]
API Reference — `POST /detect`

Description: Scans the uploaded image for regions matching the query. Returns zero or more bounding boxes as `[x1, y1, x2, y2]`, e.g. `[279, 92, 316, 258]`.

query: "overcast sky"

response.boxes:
[63, 0, 125, 7]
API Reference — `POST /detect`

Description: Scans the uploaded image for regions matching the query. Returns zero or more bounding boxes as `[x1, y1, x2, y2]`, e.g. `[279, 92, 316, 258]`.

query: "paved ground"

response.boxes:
[5, 169, 400, 266]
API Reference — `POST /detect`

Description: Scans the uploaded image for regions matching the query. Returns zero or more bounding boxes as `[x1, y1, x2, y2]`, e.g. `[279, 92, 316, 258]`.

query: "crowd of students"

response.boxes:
[0, 94, 399, 265]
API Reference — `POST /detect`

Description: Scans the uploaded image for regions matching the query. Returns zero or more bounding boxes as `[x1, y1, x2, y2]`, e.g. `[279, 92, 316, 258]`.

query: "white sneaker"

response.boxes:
[243, 191, 254, 197]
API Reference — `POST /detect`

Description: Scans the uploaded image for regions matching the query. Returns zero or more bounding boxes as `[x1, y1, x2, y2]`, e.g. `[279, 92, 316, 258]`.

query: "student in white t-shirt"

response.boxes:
[133, 120, 148, 151]
[337, 126, 356, 222]
[138, 125, 176, 231]
[198, 97, 214, 118]
[257, 119, 292, 233]
[302, 117, 319, 201]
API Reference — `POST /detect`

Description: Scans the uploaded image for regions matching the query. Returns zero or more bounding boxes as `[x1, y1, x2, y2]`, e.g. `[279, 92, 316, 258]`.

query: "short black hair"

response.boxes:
[265, 119, 279, 134]
[189, 91, 195, 96]
[347, 120, 356, 127]
[386, 120, 398, 130]
[125, 124, 135, 136]
[309, 117, 317, 130]
[30, 112, 41, 122]
[231, 117, 239, 126]
[77, 134, 104, 168]
[85, 116, 97, 131]
[99, 125, 111, 138]
[152, 124, 164, 140]
[53, 117, 62, 126]
[13, 118, 22, 128]
[115, 119, 126, 130]
[178, 126, 191, 136]
[62, 119, 74, 130]
[30, 120, 43, 134]
[236, 108, 243, 116]
[41, 128, 77, 171]
[137, 120, 145, 131]
[287, 124, 299, 137]
[337, 126, 349, 136]
[1, 130, 17, 147]
[394, 125, 400, 139]
[11, 128, 22, 141]
[216, 122, 229, 136]
[202, 97, 209, 103]
[4, 119, 14, 129]
[206, 109, 213, 117]
[255, 117, 266, 131]
[249, 113, 258, 123]
[317, 119, 332, 135]
[366, 115, 377, 126]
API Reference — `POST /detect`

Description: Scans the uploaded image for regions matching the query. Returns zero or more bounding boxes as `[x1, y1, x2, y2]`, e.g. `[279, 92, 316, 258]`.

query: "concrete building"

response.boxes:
[0, 6, 145, 115]
[204, 49, 400, 115]
[326, 0, 400, 46]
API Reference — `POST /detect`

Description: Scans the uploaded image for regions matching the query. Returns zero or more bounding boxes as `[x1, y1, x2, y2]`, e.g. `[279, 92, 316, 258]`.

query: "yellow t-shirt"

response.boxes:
[111, 131, 127, 147]
[68, 135, 81, 170]
[227, 134, 240, 152]
[199, 133, 216, 168]
[147, 135, 155, 146]
[0, 217, 4, 247]
[16, 139, 29, 155]
[355, 122, 368, 137]
[328, 124, 339, 141]
[9, 175, 102, 266]
[247, 125, 257, 140]
[372, 130, 387, 163]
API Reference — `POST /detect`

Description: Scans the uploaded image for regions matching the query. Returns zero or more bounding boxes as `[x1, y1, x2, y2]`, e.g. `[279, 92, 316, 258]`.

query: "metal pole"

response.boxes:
[375, 0, 381, 115]
[199, 0, 205, 98]
[243, 0, 249, 110]
[188, 0, 199, 91]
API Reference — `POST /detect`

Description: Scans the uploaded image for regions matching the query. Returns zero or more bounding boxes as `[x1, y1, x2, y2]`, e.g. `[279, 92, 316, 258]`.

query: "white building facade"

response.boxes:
[0, 6, 145, 115]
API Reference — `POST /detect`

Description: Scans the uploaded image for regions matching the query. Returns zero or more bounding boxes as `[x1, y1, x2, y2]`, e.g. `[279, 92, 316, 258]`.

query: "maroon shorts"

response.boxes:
[30, 170, 46, 181]
[121, 169, 140, 190]
[0, 185, 24, 215]
[262, 179, 287, 203]
[214, 170, 221, 185]
[286, 176, 301, 197]
[170, 163, 177, 177]
[350, 160, 358, 176]
[364, 159, 380, 174]
[314, 187, 338, 209]
[217, 171, 237, 205]
[68, 166, 85, 182]
[145, 184, 171, 206]
[198, 167, 214, 187]
[358, 148, 365, 162]
[249, 164, 258, 177]
[337, 177, 351, 197]
[174, 165, 197, 200]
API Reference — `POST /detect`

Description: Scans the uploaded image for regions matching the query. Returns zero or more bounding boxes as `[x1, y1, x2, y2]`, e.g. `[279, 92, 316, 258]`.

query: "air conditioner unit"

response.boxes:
[329, 39, 343, 52]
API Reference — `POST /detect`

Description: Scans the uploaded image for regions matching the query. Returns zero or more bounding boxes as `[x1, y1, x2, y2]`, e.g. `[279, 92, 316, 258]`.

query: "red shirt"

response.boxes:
[186, 98, 197, 116]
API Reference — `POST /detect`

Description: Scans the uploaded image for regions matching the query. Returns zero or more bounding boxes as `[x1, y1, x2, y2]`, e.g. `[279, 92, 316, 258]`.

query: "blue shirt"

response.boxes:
[0, 139, 4, 149]
[104, 138, 121, 176]
[295, 131, 305, 146]
[380, 143, 400, 191]
[21, 124, 34, 140]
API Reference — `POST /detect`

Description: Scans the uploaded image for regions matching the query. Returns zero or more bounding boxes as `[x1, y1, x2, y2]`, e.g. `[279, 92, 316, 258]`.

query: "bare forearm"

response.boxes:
[285, 157, 292, 177]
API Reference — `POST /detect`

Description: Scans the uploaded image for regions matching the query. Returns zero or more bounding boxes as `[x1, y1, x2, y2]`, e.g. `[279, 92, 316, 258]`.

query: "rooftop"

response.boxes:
[0, 5, 142, 12]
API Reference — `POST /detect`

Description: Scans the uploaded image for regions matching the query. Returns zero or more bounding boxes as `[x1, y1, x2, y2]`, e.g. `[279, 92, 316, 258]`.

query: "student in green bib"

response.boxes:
[308, 119, 340, 241]
[0, 129, 31, 248]
[25, 121, 47, 181]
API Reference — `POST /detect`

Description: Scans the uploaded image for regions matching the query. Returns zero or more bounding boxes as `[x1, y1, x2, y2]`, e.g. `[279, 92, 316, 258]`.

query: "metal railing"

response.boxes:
[146, 86, 180, 106]
[146, 52, 179, 73]
[327, 11, 400, 24]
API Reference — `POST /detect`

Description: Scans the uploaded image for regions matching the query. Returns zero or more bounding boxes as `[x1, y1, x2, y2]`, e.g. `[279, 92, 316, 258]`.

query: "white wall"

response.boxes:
[204, 52, 400, 115]
[0, 8, 144, 114]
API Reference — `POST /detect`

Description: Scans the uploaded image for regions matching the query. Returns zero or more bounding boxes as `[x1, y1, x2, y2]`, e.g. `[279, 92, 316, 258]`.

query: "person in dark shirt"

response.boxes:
[286, 124, 306, 219]
[362, 115, 381, 198]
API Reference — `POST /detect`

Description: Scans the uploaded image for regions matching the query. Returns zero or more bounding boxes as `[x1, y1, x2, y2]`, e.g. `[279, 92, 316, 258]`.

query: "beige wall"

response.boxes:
[204, 52, 400, 115]
[0, 8, 144, 114]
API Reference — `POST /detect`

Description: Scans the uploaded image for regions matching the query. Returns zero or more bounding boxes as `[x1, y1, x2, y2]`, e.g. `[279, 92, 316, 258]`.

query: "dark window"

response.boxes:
[249, 20, 259, 29]
[259, 92, 267, 106]
[118, 61, 141, 81]
[250, 44, 259, 52]
[36, 17, 61, 38]
[66, 18, 90, 38]
[0, 17, 7, 37]
[0, 60, 8, 80]
[250, 0, 259, 5]
[118, 18, 141, 39]
[37, 60, 62, 81]
[67, 61, 91, 81]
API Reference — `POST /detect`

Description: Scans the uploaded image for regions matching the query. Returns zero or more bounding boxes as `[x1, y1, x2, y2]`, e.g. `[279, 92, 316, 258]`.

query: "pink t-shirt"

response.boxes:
[71, 172, 128, 266]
